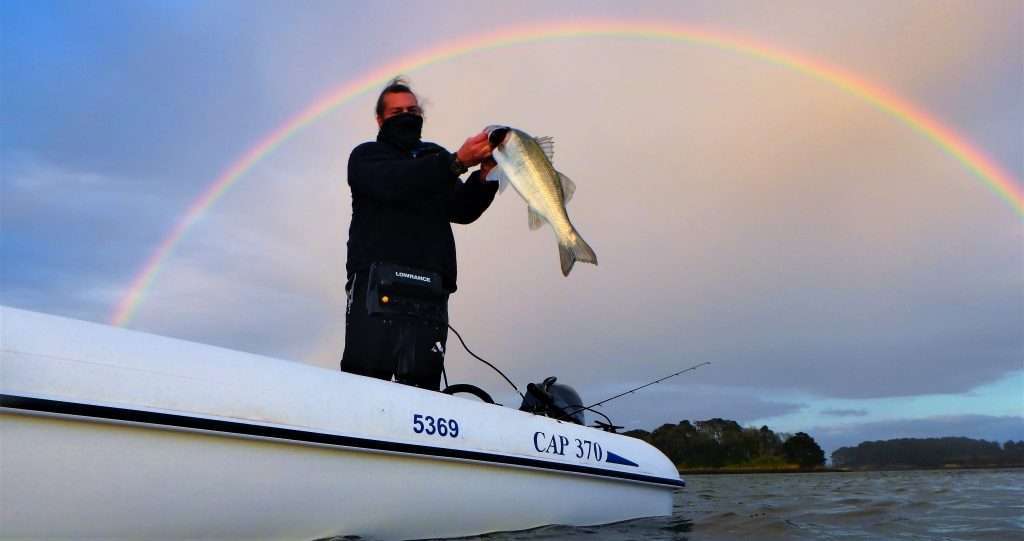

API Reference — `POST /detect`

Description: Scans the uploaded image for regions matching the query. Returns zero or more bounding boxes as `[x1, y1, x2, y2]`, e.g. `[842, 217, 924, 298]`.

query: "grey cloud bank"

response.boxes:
[822, 409, 870, 417]
[3, 153, 195, 322]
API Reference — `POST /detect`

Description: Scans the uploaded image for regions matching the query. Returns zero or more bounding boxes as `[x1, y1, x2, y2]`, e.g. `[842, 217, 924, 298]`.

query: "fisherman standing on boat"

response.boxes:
[341, 77, 497, 390]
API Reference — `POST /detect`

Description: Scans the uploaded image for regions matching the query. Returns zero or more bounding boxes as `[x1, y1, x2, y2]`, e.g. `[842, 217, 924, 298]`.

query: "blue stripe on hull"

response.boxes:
[0, 394, 683, 488]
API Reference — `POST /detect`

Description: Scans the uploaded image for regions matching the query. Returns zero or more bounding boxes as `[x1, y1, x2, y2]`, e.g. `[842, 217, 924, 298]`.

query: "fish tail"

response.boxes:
[558, 232, 598, 276]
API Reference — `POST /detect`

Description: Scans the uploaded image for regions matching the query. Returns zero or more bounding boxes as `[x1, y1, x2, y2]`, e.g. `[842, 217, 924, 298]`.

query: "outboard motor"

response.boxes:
[519, 377, 586, 425]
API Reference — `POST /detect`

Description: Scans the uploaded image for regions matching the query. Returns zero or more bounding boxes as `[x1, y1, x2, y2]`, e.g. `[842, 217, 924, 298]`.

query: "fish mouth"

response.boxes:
[485, 125, 510, 148]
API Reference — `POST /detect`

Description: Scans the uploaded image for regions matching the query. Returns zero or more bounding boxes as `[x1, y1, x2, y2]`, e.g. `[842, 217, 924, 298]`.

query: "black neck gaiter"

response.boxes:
[378, 113, 423, 152]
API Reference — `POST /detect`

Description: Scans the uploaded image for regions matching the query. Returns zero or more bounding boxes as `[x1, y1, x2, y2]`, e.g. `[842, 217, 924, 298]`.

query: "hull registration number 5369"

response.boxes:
[412, 413, 459, 438]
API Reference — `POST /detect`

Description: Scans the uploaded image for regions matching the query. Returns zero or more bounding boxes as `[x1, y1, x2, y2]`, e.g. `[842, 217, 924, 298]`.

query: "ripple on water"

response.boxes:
[375, 469, 1024, 541]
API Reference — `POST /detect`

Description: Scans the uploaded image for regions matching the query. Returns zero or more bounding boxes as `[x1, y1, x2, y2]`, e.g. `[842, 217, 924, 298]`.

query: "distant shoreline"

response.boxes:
[679, 466, 840, 475]
[679, 464, 1024, 475]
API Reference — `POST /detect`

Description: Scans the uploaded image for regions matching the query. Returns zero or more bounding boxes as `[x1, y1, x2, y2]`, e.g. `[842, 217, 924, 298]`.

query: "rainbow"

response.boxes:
[109, 19, 1024, 326]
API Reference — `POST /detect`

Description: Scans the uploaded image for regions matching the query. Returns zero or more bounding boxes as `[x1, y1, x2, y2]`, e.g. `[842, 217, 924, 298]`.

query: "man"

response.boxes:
[341, 77, 497, 390]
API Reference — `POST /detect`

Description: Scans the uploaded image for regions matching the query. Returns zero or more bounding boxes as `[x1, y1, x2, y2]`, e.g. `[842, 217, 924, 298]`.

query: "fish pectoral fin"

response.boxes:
[528, 207, 546, 231]
[486, 164, 510, 193]
[557, 171, 576, 204]
[534, 136, 555, 162]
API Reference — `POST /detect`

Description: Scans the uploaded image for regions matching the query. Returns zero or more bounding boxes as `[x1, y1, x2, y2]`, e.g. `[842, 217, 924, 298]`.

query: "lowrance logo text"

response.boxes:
[395, 271, 431, 283]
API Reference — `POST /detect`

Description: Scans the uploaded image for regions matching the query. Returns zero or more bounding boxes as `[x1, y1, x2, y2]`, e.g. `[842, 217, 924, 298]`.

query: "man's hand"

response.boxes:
[479, 156, 497, 179]
[456, 132, 491, 167]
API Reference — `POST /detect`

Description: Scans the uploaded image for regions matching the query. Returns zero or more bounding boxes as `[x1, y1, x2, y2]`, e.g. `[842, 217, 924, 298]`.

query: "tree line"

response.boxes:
[831, 437, 1024, 469]
[624, 418, 825, 469]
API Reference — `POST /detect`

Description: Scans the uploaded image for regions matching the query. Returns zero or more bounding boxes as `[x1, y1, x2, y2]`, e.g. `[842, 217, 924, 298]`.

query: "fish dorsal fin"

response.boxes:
[486, 163, 510, 193]
[534, 136, 555, 162]
[528, 207, 546, 230]
[557, 171, 576, 204]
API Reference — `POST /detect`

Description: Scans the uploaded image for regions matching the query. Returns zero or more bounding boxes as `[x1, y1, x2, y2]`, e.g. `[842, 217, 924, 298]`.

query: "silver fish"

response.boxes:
[485, 125, 597, 276]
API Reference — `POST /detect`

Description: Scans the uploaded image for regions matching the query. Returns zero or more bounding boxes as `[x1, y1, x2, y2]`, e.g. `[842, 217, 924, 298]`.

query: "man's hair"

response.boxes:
[375, 76, 416, 117]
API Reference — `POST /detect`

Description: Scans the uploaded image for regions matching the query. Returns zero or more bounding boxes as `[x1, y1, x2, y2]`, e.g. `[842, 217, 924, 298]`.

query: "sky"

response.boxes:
[2, 0, 1021, 455]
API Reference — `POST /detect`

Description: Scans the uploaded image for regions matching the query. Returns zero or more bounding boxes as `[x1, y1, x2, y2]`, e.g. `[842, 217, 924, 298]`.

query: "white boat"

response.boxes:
[0, 306, 683, 540]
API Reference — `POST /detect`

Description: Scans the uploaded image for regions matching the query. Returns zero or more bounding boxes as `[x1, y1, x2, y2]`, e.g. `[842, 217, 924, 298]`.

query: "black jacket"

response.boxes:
[346, 137, 498, 292]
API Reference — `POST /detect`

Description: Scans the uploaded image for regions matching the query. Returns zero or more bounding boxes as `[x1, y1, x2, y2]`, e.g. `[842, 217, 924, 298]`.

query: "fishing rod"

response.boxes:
[584, 361, 711, 410]
[445, 323, 708, 429]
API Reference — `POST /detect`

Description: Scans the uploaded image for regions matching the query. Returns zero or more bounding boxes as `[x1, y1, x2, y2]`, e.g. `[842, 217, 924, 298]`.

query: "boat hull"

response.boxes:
[3, 413, 672, 539]
[1, 307, 682, 539]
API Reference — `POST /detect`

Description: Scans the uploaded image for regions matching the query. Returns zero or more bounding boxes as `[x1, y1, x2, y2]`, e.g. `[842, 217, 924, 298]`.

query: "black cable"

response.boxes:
[550, 403, 615, 428]
[444, 324, 630, 431]
[580, 405, 615, 427]
[447, 324, 524, 399]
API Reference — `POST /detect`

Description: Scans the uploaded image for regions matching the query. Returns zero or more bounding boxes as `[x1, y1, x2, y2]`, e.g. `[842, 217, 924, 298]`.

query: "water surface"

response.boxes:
[459, 469, 1023, 541]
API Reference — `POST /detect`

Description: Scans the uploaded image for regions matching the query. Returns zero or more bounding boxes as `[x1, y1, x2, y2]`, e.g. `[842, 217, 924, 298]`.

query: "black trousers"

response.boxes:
[340, 271, 448, 391]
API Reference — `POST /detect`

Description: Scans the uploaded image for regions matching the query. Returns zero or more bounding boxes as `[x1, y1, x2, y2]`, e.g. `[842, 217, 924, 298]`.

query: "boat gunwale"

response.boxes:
[0, 393, 685, 489]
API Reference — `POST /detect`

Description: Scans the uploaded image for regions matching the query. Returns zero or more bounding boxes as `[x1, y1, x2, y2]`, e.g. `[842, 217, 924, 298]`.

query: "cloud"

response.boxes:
[122, 142, 352, 362]
[1, 153, 194, 322]
[544, 383, 807, 432]
[821, 408, 869, 417]
[108, 26, 1022, 405]
[410, 40, 1023, 402]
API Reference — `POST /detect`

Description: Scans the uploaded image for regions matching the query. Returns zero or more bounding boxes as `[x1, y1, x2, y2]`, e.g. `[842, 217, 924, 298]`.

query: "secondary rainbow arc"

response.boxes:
[109, 20, 1024, 327]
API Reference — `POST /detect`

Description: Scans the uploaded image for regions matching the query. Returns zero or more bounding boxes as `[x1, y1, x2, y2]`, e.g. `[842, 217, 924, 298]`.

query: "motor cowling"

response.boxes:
[519, 377, 585, 425]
